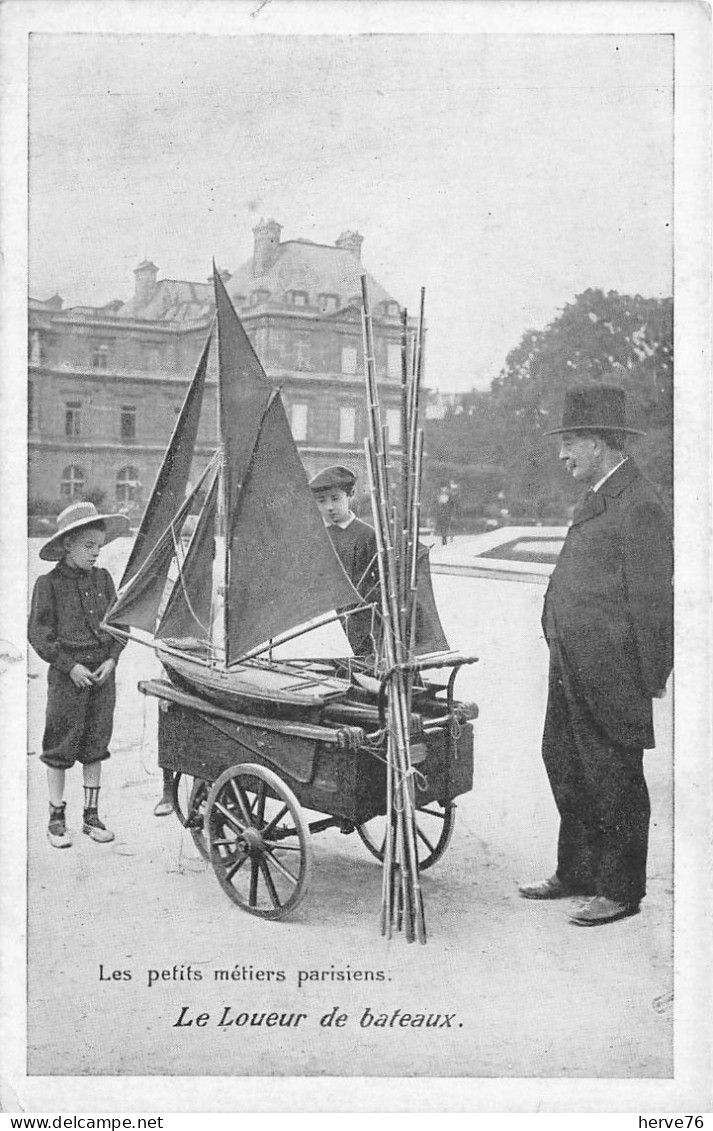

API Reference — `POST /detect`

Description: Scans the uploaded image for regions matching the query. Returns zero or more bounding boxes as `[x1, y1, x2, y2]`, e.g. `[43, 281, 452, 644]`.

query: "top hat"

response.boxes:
[40, 501, 131, 561]
[308, 465, 357, 493]
[545, 383, 645, 436]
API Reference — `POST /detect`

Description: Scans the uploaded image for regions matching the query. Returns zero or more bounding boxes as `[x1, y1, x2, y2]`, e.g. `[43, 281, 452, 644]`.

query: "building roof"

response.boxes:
[116, 238, 398, 324]
[30, 228, 402, 328]
[228, 239, 396, 311]
[117, 279, 214, 323]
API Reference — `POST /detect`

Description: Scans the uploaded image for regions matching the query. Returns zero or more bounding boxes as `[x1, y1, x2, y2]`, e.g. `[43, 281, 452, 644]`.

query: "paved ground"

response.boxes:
[23, 538, 674, 1086]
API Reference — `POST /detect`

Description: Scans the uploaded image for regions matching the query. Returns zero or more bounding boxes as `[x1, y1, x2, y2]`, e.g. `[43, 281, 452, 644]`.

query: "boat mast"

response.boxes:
[213, 265, 230, 666]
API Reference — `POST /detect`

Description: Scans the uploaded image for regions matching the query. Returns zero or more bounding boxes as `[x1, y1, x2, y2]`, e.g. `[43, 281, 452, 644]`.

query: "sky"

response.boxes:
[28, 31, 673, 392]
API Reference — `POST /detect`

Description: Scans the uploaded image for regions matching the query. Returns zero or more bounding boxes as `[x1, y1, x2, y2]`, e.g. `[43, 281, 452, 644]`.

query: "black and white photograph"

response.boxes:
[0, 0, 710, 1117]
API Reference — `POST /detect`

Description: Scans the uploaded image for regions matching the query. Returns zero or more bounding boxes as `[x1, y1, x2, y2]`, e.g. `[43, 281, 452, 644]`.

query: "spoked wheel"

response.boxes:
[205, 763, 312, 919]
[356, 802, 456, 871]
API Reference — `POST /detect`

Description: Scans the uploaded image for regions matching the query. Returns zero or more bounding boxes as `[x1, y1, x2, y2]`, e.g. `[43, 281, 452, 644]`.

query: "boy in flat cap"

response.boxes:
[309, 465, 380, 659]
[29, 502, 129, 848]
[519, 385, 673, 925]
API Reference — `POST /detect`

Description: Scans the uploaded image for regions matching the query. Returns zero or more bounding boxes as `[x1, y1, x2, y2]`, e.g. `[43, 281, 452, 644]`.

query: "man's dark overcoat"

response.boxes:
[542, 459, 673, 750]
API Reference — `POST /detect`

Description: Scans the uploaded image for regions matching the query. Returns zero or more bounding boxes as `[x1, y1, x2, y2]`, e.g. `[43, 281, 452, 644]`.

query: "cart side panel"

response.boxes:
[416, 721, 474, 806]
[157, 702, 319, 784]
[300, 745, 387, 825]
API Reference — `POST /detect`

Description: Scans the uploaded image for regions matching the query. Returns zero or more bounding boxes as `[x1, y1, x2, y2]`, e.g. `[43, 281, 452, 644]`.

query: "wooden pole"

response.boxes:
[361, 275, 427, 944]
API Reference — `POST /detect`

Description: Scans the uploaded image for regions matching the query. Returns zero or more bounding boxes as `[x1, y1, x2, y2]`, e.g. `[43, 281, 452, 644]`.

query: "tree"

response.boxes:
[423, 392, 508, 528]
[491, 289, 672, 514]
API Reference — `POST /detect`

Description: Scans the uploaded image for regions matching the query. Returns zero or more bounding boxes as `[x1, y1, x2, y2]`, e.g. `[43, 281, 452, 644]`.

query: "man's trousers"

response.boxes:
[541, 643, 650, 906]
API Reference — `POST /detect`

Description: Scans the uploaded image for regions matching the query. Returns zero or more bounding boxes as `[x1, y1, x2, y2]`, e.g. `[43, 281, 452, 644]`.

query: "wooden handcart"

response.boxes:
[139, 652, 477, 921]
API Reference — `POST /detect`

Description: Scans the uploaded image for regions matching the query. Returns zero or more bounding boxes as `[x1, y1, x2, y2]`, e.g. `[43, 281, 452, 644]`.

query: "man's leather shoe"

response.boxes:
[569, 896, 640, 926]
[518, 875, 574, 900]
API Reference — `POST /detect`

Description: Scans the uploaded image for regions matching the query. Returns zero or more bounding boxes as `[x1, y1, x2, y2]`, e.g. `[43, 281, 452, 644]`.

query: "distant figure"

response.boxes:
[519, 385, 673, 926]
[28, 502, 129, 848]
[434, 487, 454, 545]
[309, 465, 380, 660]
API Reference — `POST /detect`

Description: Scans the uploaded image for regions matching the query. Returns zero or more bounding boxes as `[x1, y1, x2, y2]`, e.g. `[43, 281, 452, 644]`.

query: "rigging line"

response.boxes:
[354, 552, 379, 593]
[167, 522, 212, 641]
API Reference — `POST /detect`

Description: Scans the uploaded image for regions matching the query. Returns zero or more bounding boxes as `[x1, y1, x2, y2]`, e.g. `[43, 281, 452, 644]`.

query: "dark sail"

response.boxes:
[121, 330, 212, 587]
[105, 462, 215, 633]
[157, 472, 220, 644]
[213, 267, 274, 532]
[413, 547, 451, 655]
[224, 392, 362, 664]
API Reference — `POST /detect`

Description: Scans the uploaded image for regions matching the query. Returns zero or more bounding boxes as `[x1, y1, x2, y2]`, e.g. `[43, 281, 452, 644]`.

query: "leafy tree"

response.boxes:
[490, 289, 672, 514]
[423, 393, 508, 528]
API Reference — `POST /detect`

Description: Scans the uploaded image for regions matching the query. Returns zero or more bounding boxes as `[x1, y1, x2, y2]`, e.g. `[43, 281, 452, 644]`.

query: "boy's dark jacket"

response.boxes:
[28, 562, 125, 673]
[542, 459, 673, 749]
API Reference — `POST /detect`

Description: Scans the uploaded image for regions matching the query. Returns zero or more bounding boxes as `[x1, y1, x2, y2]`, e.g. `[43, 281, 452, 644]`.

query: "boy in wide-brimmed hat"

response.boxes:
[29, 501, 129, 848]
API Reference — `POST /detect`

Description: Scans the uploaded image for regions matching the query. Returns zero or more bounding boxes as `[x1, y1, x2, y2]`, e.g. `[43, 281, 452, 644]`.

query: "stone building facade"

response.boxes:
[29, 221, 415, 520]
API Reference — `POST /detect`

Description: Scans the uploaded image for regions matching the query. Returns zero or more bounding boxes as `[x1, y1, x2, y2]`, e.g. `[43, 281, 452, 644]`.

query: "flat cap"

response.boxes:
[308, 465, 357, 492]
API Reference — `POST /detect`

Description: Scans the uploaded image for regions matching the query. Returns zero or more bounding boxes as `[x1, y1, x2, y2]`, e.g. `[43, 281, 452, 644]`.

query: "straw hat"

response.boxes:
[40, 501, 130, 561]
[308, 465, 357, 492]
[545, 384, 645, 437]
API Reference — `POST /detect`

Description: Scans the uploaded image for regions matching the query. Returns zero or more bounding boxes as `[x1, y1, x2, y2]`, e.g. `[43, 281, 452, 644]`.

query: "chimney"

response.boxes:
[133, 260, 158, 306]
[252, 219, 282, 276]
[335, 230, 364, 260]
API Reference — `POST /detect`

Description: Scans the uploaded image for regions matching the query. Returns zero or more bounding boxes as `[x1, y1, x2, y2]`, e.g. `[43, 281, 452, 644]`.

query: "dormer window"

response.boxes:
[250, 289, 270, 306]
[319, 293, 339, 313]
[289, 290, 309, 308]
[381, 301, 400, 318]
[91, 343, 110, 368]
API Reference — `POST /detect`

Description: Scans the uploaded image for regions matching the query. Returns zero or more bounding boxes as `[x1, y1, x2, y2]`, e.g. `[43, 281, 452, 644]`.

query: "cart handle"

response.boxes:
[377, 653, 479, 728]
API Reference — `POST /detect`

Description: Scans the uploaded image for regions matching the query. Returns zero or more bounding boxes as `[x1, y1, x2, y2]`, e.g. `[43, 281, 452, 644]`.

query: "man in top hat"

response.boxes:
[308, 465, 379, 659]
[519, 384, 673, 925]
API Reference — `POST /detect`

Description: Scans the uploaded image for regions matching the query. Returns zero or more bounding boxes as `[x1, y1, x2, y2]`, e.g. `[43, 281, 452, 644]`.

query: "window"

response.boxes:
[121, 405, 137, 440]
[341, 345, 357, 375]
[386, 408, 401, 445]
[290, 290, 309, 307]
[60, 465, 85, 501]
[29, 331, 44, 365]
[319, 293, 339, 313]
[65, 401, 81, 437]
[339, 405, 356, 444]
[144, 345, 161, 370]
[291, 403, 308, 442]
[294, 333, 311, 371]
[116, 465, 141, 505]
[250, 289, 270, 306]
[387, 342, 402, 379]
[91, 344, 109, 368]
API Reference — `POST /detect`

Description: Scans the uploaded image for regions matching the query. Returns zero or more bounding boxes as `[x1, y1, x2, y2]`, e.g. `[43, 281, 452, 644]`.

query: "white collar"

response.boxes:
[592, 457, 627, 493]
[324, 512, 356, 530]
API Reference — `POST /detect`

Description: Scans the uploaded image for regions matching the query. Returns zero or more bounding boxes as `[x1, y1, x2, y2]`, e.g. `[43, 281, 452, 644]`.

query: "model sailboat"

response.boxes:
[104, 269, 365, 715]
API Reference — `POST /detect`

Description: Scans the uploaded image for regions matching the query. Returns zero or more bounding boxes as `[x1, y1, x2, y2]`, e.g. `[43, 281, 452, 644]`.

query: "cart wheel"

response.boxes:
[205, 763, 312, 919]
[187, 778, 211, 861]
[356, 802, 455, 871]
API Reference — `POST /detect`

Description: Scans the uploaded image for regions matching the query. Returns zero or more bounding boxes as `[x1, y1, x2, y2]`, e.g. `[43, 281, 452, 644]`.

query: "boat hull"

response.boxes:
[158, 648, 351, 722]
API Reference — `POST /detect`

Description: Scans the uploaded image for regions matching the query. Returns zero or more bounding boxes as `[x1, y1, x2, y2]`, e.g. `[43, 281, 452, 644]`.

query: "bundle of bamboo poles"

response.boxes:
[360, 274, 427, 944]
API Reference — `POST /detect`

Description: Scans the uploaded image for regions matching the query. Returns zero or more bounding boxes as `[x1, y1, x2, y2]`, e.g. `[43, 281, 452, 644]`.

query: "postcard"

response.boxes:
[1, 0, 710, 1116]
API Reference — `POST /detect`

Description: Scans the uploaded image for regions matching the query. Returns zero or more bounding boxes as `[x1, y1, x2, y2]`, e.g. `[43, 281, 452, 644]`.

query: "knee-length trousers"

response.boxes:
[40, 665, 116, 770]
[541, 644, 650, 906]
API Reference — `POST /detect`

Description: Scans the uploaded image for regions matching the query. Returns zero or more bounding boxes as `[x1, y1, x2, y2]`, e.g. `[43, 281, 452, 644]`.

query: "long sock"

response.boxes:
[84, 785, 100, 812]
